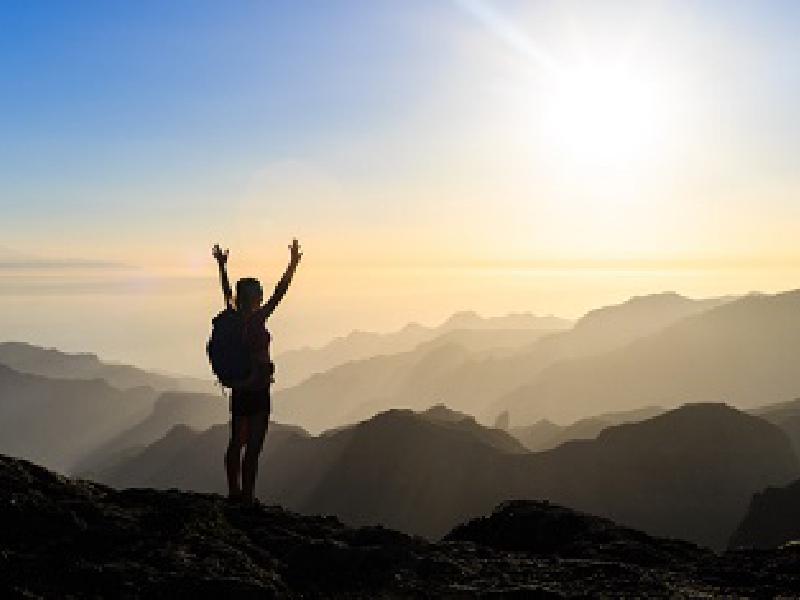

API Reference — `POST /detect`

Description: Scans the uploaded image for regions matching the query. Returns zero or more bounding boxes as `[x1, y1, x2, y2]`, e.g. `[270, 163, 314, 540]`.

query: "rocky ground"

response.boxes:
[1, 453, 800, 598]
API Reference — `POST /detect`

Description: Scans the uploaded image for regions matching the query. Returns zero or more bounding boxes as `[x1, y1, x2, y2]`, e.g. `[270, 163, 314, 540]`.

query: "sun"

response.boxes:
[541, 63, 672, 171]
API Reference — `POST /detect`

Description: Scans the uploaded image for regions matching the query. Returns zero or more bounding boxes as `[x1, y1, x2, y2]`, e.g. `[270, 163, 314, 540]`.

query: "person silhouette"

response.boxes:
[212, 239, 302, 504]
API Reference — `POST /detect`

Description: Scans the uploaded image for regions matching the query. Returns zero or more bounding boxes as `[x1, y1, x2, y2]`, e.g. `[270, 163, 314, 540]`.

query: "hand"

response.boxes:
[212, 244, 229, 266]
[288, 238, 302, 264]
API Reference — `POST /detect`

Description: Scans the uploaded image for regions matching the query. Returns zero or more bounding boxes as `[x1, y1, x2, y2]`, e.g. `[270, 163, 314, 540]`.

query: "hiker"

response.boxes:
[210, 239, 302, 503]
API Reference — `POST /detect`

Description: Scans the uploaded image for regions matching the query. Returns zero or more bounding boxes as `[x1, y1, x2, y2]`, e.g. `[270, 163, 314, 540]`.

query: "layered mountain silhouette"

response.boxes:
[494, 289, 800, 423]
[0, 341, 213, 393]
[0, 363, 158, 472]
[751, 397, 800, 459]
[508, 406, 664, 451]
[274, 311, 569, 389]
[73, 391, 228, 476]
[94, 402, 797, 549]
[274, 292, 727, 432]
[4, 453, 800, 597]
[0, 360, 227, 474]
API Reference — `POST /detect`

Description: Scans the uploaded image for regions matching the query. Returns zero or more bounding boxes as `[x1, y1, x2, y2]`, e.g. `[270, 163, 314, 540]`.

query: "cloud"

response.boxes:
[0, 274, 212, 296]
[0, 246, 130, 270]
[0, 259, 130, 270]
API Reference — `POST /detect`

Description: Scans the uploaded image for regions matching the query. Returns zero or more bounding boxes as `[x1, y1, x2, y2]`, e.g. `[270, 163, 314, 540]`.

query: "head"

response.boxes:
[235, 277, 263, 313]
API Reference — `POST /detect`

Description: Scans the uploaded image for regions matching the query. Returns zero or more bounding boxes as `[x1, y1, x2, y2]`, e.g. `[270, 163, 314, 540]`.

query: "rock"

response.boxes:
[3, 453, 800, 597]
[444, 499, 708, 567]
[729, 478, 800, 549]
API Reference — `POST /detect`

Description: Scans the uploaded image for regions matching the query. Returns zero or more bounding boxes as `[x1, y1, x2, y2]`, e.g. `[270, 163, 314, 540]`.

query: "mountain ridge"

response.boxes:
[274, 311, 570, 389]
[273, 291, 732, 432]
[94, 402, 798, 549]
[495, 288, 800, 423]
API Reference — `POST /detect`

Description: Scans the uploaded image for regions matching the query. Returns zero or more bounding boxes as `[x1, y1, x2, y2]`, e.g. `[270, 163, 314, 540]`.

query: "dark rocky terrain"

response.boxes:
[752, 397, 800, 458]
[3, 453, 800, 598]
[729, 476, 800, 550]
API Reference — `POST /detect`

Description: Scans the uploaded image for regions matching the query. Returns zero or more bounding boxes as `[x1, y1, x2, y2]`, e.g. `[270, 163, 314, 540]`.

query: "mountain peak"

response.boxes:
[421, 403, 471, 423]
[442, 310, 482, 328]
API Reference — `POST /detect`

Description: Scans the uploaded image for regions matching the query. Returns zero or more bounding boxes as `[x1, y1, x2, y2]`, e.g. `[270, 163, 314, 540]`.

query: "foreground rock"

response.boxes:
[729, 477, 800, 549]
[445, 500, 706, 567]
[2, 454, 800, 597]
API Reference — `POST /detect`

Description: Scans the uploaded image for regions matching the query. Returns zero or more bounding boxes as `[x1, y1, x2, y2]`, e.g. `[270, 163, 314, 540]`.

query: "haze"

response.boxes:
[3, 1, 800, 376]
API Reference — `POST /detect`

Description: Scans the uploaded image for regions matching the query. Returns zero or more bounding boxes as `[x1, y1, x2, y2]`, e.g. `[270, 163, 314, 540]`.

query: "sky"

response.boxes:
[2, 1, 800, 375]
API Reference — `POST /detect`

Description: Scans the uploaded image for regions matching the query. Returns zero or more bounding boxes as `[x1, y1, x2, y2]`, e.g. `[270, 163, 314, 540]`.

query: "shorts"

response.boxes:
[231, 386, 270, 416]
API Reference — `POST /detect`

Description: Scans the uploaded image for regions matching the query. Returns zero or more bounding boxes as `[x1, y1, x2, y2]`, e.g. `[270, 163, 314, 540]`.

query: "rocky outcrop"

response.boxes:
[445, 500, 706, 567]
[729, 478, 800, 549]
[3, 453, 800, 597]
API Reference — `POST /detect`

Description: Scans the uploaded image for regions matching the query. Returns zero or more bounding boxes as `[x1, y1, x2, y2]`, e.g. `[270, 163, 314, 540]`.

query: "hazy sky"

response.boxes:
[2, 1, 800, 374]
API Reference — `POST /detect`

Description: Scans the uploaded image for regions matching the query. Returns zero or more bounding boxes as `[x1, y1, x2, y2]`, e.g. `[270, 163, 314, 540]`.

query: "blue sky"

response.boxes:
[3, 0, 800, 265]
[3, 1, 800, 372]
[1, 1, 452, 246]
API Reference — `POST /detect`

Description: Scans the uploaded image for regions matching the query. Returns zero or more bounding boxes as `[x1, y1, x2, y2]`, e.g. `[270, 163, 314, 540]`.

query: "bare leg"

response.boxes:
[225, 416, 248, 499]
[241, 411, 269, 503]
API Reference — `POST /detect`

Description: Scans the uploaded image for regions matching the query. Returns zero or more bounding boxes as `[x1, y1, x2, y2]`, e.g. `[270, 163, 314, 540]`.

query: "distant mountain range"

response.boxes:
[0, 341, 214, 393]
[73, 391, 228, 476]
[0, 363, 158, 472]
[508, 406, 664, 452]
[0, 355, 226, 474]
[93, 402, 798, 550]
[495, 289, 800, 423]
[273, 310, 570, 389]
[273, 291, 732, 432]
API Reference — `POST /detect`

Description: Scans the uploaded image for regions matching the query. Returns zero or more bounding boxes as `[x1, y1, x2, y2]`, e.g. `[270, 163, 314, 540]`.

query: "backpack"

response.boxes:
[206, 308, 251, 388]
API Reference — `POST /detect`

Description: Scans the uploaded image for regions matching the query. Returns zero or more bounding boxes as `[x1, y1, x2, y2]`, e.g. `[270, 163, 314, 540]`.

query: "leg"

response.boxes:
[225, 415, 249, 499]
[241, 410, 270, 503]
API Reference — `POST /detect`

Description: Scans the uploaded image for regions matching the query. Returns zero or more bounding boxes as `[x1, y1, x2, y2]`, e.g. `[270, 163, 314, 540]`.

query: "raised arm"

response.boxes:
[212, 244, 233, 309]
[257, 238, 302, 321]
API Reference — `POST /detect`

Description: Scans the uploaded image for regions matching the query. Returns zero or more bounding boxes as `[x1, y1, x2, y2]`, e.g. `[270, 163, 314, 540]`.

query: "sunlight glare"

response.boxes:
[542, 63, 672, 170]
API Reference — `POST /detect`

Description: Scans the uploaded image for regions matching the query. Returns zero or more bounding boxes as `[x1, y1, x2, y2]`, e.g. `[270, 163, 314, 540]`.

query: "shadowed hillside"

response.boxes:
[94, 421, 309, 492]
[0, 357, 228, 476]
[0, 364, 158, 472]
[729, 477, 800, 549]
[94, 402, 797, 549]
[751, 397, 800, 459]
[73, 391, 229, 476]
[511, 403, 798, 549]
